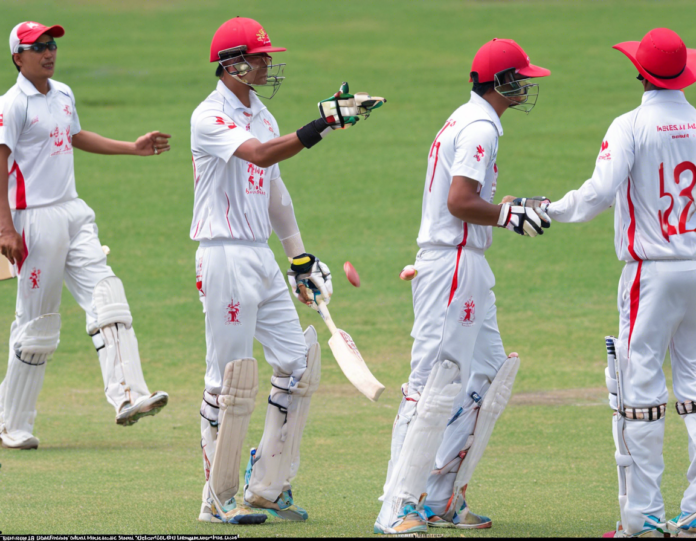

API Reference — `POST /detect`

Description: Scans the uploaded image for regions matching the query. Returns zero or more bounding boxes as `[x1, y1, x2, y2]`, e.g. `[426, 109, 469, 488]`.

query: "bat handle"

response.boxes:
[316, 300, 339, 335]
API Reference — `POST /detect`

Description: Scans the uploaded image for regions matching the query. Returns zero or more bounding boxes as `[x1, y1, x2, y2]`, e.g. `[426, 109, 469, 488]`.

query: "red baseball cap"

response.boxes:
[614, 28, 696, 90]
[9, 21, 64, 54]
[469, 38, 550, 83]
[210, 17, 286, 62]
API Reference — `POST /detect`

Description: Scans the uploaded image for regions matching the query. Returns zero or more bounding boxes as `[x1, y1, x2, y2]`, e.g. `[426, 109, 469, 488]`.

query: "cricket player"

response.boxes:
[0, 22, 171, 450]
[191, 17, 385, 525]
[375, 38, 551, 535]
[537, 28, 696, 538]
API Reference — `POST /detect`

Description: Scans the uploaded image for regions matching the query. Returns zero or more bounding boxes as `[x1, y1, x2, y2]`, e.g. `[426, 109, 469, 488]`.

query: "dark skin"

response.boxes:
[220, 58, 307, 169]
[0, 33, 172, 264]
[447, 73, 530, 226]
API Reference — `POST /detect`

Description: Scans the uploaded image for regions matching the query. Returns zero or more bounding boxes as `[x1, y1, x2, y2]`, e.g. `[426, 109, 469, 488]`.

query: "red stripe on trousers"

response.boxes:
[447, 224, 468, 307]
[628, 260, 642, 351]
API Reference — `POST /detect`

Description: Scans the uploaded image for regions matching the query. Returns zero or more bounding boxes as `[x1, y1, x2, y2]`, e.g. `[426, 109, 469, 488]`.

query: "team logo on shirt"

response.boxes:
[29, 268, 41, 290]
[246, 163, 266, 196]
[474, 145, 485, 162]
[225, 298, 241, 325]
[214, 116, 237, 130]
[49, 125, 73, 156]
[63, 105, 72, 116]
[598, 140, 611, 161]
[459, 297, 475, 327]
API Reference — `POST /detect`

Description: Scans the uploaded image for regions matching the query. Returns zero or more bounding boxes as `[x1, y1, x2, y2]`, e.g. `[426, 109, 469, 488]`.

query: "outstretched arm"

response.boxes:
[72, 130, 171, 156]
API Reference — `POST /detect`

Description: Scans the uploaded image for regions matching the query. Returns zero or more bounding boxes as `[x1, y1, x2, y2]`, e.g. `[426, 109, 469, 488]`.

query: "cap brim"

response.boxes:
[614, 41, 696, 90]
[245, 45, 286, 54]
[518, 63, 551, 78]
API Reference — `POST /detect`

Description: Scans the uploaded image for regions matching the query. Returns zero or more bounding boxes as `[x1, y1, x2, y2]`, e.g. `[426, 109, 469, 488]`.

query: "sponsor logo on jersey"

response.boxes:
[657, 123, 696, 132]
[30, 115, 39, 126]
[246, 162, 267, 195]
[214, 116, 237, 129]
[459, 297, 475, 326]
[49, 125, 73, 156]
[474, 145, 485, 162]
[598, 140, 611, 161]
[29, 268, 41, 289]
[225, 298, 241, 325]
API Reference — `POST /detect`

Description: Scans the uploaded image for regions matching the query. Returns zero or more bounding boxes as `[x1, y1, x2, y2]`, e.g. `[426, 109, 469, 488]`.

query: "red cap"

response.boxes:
[210, 17, 286, 62]
[469, 38, 550, 83]
[614, 28, 696, 90]
[9, 21, 64, 54]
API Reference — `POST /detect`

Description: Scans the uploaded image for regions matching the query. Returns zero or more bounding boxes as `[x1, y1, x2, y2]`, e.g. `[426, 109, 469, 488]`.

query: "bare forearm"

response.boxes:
[236, 134, 305, 168]
[448, 198, 501, 225]
[72, 131, 137, 155]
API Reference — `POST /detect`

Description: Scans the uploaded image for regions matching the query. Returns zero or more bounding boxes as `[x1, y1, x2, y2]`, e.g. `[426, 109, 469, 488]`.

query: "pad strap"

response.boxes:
[676, 401, 696, 416]
[621, 404, 666, 421]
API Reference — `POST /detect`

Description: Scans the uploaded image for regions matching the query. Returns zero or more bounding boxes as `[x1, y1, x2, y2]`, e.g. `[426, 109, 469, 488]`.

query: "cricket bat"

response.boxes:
[316, 299, 385, 402]
[0, 254, 16, 281]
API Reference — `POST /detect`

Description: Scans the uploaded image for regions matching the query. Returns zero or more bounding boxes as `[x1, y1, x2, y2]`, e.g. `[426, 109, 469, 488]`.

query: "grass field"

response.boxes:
[1, 0, 696, 536]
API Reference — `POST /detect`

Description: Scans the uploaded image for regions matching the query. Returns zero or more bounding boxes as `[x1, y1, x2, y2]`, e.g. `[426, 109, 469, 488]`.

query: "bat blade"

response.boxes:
[0, 254, 16, 281]
[328, 328, 385, 402]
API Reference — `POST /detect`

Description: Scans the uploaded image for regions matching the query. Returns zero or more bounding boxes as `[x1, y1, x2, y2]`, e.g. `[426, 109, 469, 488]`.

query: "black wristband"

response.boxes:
[296, 118, 330, 149]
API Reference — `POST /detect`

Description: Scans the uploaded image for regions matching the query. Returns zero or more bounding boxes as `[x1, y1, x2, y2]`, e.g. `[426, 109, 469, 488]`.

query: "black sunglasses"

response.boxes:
[17, 41, 58, 54]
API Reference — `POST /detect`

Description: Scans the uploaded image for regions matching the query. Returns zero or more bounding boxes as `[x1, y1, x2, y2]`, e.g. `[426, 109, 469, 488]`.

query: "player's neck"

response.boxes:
[221, 74, 252, 108]
[21, 71, 50, 95]
[482, 92, 508, 119]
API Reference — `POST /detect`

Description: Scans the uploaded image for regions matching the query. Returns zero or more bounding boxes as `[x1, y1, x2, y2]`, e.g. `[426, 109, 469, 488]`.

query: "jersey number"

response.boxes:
[658, 161, 696, 241]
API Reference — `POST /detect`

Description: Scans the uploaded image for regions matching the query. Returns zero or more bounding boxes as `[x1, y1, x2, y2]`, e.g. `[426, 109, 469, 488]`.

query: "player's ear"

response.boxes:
[12, 53, 22, 70]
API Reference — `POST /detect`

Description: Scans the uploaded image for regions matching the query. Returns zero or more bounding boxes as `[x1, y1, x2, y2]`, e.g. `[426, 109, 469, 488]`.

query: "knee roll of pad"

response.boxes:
[92, 276, 133, 328]
[15, 314, 62, 365]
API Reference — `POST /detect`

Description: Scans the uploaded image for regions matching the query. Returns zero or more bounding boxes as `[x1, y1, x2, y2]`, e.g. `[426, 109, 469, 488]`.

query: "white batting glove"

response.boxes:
[511, 196, 552, 227]
[287, 253, 333, 309]
[498, 203, 548, 237]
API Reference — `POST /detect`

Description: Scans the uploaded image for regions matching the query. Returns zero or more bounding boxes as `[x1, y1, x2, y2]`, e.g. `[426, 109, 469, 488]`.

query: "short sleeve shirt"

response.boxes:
[416, 92, 502, 251]
[190, 81, 281, 242]
[0, 73, 81, 209]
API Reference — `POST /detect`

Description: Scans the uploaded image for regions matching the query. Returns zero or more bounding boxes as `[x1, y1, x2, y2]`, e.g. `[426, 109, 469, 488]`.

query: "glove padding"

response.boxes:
[511, 196, 552, 226]
[319, 82, 386, 129]
[498, 203, 549, 237]
[287, 253, 333, 309]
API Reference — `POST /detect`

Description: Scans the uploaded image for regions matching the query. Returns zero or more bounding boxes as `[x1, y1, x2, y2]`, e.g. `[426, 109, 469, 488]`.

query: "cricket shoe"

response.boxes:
[116, 391, 169, 426]
[603, 516, 666, 537]
[199, 498, 267, 525]
[0, 430, 39, 450]
[425, 501, 492, 529]
[373, 495, 429, 535]
[667, 512, 696, 536]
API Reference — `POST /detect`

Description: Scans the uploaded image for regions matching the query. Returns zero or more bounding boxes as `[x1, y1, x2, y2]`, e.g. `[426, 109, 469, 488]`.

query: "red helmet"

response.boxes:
[469, 38, 550, 83]
[209, 17, 286, 62]
[614, 28, 696, 90]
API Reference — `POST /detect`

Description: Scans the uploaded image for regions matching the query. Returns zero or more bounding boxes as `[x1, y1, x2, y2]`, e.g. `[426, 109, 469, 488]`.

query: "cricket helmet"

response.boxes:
[9, 21, 64, 54]
[209, 17, 286, 63]
[614, 28, 696, 90]
[469, 38, 550, 83]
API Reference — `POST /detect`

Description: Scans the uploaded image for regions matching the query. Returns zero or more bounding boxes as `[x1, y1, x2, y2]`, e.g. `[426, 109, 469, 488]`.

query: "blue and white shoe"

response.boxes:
[668, 511, 696, 536]
[243, 448, 308, 521]
[374, 495, 428, 535]
[603, 515, 666, 537]
[425, 501, 492, 529]
[198, 497, 267, 525]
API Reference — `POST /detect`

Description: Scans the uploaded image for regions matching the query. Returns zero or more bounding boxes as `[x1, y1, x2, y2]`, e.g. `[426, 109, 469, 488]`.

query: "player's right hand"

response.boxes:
[287, 253, 333, 308]
[0, 228, 25, 265]
[318, 82, 386, 129]
[498, 203, 548, 237]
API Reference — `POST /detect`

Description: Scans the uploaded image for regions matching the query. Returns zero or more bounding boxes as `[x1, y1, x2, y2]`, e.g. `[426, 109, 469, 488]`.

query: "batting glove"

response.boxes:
[511, 196, 552, 226]
[287, 253, 333, 309]
[319, 82, 387, 129]
[498, 203, 548, 237]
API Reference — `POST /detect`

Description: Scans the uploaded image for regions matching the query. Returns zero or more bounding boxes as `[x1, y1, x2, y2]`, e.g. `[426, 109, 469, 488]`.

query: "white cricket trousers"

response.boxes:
[0, 198, 116, 433]
[388, 246, 508, 515]
[617, 260, 696, 523]
[195, 240, 307, 395]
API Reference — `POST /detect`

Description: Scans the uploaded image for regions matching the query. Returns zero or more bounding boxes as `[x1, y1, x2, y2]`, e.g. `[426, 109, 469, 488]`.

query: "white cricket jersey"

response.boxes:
[0, 73, 81, 209]
[190, 80, 281, 242]
[548, 91, 696, 262]
[417, 92, 501, 251]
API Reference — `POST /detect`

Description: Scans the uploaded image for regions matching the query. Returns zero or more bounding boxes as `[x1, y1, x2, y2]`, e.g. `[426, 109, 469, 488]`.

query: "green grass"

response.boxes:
[1, 0, 695, 536]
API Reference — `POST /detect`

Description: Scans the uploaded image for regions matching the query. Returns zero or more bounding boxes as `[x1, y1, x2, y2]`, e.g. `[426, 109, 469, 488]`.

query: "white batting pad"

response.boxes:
[378, 361, 461, 530]
[92, 276, 149, 409]
[443, 353, 519, 521]
[0, 314, 61, 442]
[246, 327, 321, 502]
[209, 358, 259, 506]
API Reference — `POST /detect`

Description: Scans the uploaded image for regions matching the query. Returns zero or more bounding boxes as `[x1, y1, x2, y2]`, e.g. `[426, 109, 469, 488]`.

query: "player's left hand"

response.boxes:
[134, 131, 172, 156]
[502, 195, 552, 228]
[319, 82, 386, 129]
[287, 253, 333, 309]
